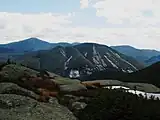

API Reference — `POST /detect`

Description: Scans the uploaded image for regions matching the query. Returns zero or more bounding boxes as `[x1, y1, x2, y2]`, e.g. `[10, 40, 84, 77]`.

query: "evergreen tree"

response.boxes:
[7, 58, 11, 64]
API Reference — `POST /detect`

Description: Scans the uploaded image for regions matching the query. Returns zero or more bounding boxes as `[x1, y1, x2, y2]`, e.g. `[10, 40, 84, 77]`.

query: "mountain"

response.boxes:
[75, 43, 143, 71]
[0, 47, 15, 53]
[0, 38, 80, 53]
[111, 45, 160, 64]
[14, 43, 144, 79]
[119, 62, 160, 87]
[145, 55, 160, 66]
[0, 37, 53, 52]
[84, 61, 160, 88]
[0, 38, 76, 62]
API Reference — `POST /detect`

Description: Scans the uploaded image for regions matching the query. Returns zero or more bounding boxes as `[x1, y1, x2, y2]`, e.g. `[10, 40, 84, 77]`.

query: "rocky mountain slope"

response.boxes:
[111, 45, 160, 64]
[14, 43, 144, 79]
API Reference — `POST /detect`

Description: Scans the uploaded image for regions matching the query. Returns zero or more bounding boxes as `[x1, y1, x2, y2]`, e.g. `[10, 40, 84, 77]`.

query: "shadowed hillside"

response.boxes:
[13, 43, 144, 79]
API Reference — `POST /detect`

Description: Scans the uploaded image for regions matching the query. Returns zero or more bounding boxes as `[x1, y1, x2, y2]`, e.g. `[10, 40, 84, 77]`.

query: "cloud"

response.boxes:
[92, 0, 160, 27]
[0, 11, 160, 50]
[0, 12, 72, 43]
[80, 0, 89, 9]
[67, 27, 160, 50]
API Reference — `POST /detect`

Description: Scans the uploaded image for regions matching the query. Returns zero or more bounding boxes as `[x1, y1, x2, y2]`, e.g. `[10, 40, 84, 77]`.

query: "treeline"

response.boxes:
[78, 89, 160, 120]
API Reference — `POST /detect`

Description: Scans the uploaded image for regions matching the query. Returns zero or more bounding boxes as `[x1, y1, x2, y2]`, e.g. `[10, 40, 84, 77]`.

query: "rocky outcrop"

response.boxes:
[0, 82, 39, 100]
[70, 102, 87, 116]
[0, 64, 87, 119]
[81, 80, 123, 89]
[0, 94, 77, 120]
[59, 84, 87, 92]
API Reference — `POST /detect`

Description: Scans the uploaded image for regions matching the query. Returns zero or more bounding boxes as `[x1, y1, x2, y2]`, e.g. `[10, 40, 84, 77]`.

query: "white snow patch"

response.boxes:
[109, 49, 138, 71]
[93, 45, 97, 56]
[127, 69, 134, 73]
[106, 52, 111, 57]
[86, 71, 92, 75]
[93, 57, 99, 64]
[104, 86, 130, 90]
[92, 45, 107, 68]
[104, 55, 118, 69]
[67, 56, 72, 63]
[92, 45, 100, 64]
[84, 52, 88, 57]
[60, 49, 66, 57]
[69, 69, 80, 78]
[104, 86, 160, 100]
[96, 52, 102, 64]
[122, 69, 127, 72]
[101, 58, 107, 67]
[64, 56, 72, 70]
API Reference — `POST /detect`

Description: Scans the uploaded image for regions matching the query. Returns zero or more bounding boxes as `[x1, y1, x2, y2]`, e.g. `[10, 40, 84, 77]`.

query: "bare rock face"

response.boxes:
[0, 82, 39, 100]
[59, 84, 87, 92]
[71, 102, 87, 116]
[0, 64, 38, 82]
[0, 81, 77, 120]
[58, 94, 91, 117]
[0, 64, 90, 119]
[0, 94, 77, 120]
[0, 64, 79, 120]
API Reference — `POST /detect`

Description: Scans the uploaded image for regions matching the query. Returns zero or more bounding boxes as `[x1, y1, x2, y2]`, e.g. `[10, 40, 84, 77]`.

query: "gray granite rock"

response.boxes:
[0, 94, 77, 120]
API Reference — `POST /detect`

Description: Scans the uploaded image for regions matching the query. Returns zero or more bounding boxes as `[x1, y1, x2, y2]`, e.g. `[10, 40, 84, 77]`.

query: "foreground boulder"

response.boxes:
[0, 94, 77, 120]
[0, 82, 39, 100]
[0, 64, 38, 82]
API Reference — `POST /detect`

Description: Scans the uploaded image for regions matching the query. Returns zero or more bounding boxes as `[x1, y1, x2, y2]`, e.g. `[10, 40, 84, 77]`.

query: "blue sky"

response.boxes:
[0, 0, 80, 13]
[0, 0, 160, 50]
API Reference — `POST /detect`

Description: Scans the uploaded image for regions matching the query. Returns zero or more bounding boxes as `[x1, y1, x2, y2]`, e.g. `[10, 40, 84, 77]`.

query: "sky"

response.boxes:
[0, 0, 160, 50]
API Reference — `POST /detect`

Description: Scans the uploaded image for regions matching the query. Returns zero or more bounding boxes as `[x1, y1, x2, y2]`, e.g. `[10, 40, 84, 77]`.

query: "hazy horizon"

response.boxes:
[0, 37, 159, 51]
[0, 0, 160, 50]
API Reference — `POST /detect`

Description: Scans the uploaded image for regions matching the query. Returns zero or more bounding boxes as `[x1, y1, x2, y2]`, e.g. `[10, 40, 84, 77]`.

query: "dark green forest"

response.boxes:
[78, 89, 160, 120]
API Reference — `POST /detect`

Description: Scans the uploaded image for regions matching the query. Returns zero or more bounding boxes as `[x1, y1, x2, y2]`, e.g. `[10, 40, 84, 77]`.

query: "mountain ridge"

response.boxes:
[111, 45, 160, 65]
[14, 43, 144, 79]
[145, 55, 160, 66]
[0, 37, 52, 52]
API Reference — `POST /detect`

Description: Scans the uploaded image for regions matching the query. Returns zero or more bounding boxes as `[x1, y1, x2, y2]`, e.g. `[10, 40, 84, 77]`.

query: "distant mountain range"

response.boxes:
[145, 55, 160, 66]
[13, 43, 144, 79]
[1, 38, 159, 64]
[0, 37, 159, 70]
[0, 38, 78, 52]
[111, 45, 160, 65]
[0, 38, 80, 62]
[1, 37, 160, 86]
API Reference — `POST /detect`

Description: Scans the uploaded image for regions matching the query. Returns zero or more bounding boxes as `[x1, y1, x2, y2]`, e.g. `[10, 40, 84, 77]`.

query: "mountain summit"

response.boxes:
[0, 37, 52, 52]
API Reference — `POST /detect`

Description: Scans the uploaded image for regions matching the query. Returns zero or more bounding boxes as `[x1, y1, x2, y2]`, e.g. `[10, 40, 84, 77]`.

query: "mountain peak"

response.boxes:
[23, 37, 49, 43]
[0, 37, 52, 52]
